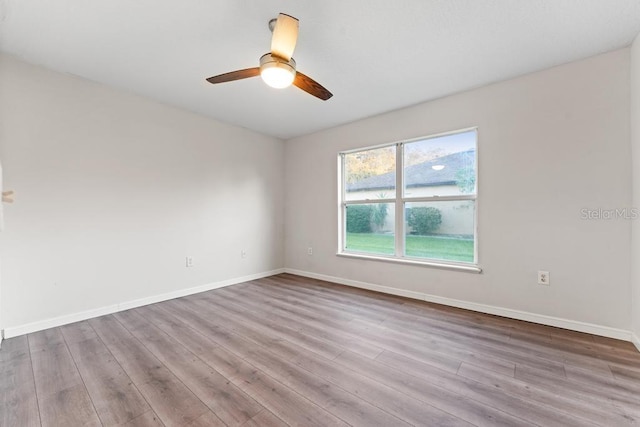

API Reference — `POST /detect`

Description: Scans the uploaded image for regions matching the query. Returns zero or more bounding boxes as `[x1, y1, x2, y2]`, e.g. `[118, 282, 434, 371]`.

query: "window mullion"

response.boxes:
[403, 194, 477, 203]
[395, 143, 404, 257]
[339, 154, 346, 252]
[342, 198, 397, 205]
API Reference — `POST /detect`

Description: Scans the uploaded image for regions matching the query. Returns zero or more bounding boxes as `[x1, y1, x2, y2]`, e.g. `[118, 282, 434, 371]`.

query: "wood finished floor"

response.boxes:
[2, 273, 640, 426]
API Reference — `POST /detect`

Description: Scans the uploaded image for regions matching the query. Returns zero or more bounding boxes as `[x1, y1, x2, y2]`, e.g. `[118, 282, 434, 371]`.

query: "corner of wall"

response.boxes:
[633, 332, 640, 352]
[631, 32, 640, 345]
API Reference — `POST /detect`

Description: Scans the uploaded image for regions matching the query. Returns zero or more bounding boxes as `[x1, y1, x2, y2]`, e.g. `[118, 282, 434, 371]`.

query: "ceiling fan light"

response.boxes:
[260, 53, 296, 89]
[261, 66, 295, 88]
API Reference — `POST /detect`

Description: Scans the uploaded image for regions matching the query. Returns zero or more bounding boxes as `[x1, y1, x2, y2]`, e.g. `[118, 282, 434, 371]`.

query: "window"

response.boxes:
[339, 129, 478, 268]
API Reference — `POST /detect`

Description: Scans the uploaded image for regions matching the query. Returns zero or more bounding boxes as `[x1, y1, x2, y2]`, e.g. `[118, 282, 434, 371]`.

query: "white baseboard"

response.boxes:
[632, 333, 640, 352]
[285, 268, 634, 343]
[2, 268, 285, 339]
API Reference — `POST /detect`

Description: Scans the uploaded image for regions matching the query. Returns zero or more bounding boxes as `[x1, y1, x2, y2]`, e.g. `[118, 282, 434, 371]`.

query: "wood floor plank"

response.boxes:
[233, 283, 512, 377]
[137, 304, 256, 385]
[214, 286, 385, 359]
[251, 279, 533, 376]
[514, 363, 640, 417]
[508, 328, 632, 372]
[38, 383, 101, 427]
[61, 321, 151, 426]
[611, 364, 640, 382]
[289, 352, 475, 426]
[131, 308, 286, 427]
[170, 296, 474, 426]
[332, 350, 541, 427]
[0, 337, 41, 427]
[60, 320, 101, 346]
[148, 301, 360, 425]
[134, 380, 214, 427]
[0, 361, 41, 427]
[258, 277, 393, 320]
[240, 368, 350, 427]
[259, 277, 392, 323]
[347, 317, 503, 374]
[116, 410, 165, 426]
[182, 411, 226, 427]
[28, 329, 66, 353]
[88, 315, 212, 427]
[367, 314, 568, 375]
[457, 362, 638, 426]
[369, 349, 598, 427]
[113, 309, 264, 426]
[505, 330, 614, 375]
[144, 302, 347, 426]
[29, 340, 79, 398]
[593, 335, 639, 352]
[241, 410, 288, 427]
[272, 274, 508, 338]
[245, 347, 411, 427]
[138, 304, 409, 427]
[0, 335, 31, 363]
[198, 325, 406, 424]
[186, 294, 348, 361]
[242, 282, 516, 377]
[244, 282, 358, 324]
[28, 329, 101, 427]
[564, 364, 640, 397]
[272, 275, 524, 349]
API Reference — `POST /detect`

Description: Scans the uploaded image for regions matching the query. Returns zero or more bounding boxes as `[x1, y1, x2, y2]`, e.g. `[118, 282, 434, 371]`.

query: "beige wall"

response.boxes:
[631, 34, 640, 348]
[285, 49, 632, 331]
[0, 54, 285, 334]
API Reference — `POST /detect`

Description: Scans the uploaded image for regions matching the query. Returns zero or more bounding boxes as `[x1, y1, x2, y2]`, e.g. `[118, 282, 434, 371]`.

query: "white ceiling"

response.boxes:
[2, 1, 640, 140]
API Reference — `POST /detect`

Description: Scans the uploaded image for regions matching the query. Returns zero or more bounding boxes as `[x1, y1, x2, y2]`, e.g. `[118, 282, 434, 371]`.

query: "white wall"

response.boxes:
[631, 35, 640, 348]
[285, 49, 632, 333]
[0, 54, 284, 334]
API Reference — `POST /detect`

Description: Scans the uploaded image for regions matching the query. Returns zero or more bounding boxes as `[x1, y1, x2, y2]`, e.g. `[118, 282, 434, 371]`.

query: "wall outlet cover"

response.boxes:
[538, 270, 550, 285]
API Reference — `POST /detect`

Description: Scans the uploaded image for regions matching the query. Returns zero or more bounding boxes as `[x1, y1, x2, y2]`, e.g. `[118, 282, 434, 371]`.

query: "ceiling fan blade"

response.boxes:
[206, 67, 260, 84]
[271, 13, 299, 61]
[293, 71, 333, 100]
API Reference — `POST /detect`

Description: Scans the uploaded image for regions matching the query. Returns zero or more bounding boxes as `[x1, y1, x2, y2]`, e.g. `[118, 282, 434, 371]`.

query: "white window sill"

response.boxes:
[336, 252, 482, 273]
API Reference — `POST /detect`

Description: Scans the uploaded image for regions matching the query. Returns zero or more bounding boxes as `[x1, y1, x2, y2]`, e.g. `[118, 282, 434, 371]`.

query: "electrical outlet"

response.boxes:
[538, 270, 550, 285]
[186, 257, 194, 267]
[241, 249, 247, 258]
[307, 247, 313, 255]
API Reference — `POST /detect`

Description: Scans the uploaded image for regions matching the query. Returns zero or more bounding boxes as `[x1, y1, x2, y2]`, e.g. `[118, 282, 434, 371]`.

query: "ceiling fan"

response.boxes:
[206, 13, 333, 101]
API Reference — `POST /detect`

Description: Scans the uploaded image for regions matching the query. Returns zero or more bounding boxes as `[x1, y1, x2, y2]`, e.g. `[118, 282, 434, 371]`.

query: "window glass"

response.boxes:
[345, 203, 395, 255]
[405, 200, 475, 263]
[404, 131, 476, 198]
[344, 146, 396, 201]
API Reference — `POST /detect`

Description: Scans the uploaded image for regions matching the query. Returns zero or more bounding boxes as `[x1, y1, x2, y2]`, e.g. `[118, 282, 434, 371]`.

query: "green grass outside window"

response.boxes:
[345, 233, 473, 262]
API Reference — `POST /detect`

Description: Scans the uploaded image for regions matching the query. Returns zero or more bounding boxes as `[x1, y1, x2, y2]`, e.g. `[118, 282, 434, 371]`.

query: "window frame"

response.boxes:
[337, 127, 481, 273]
